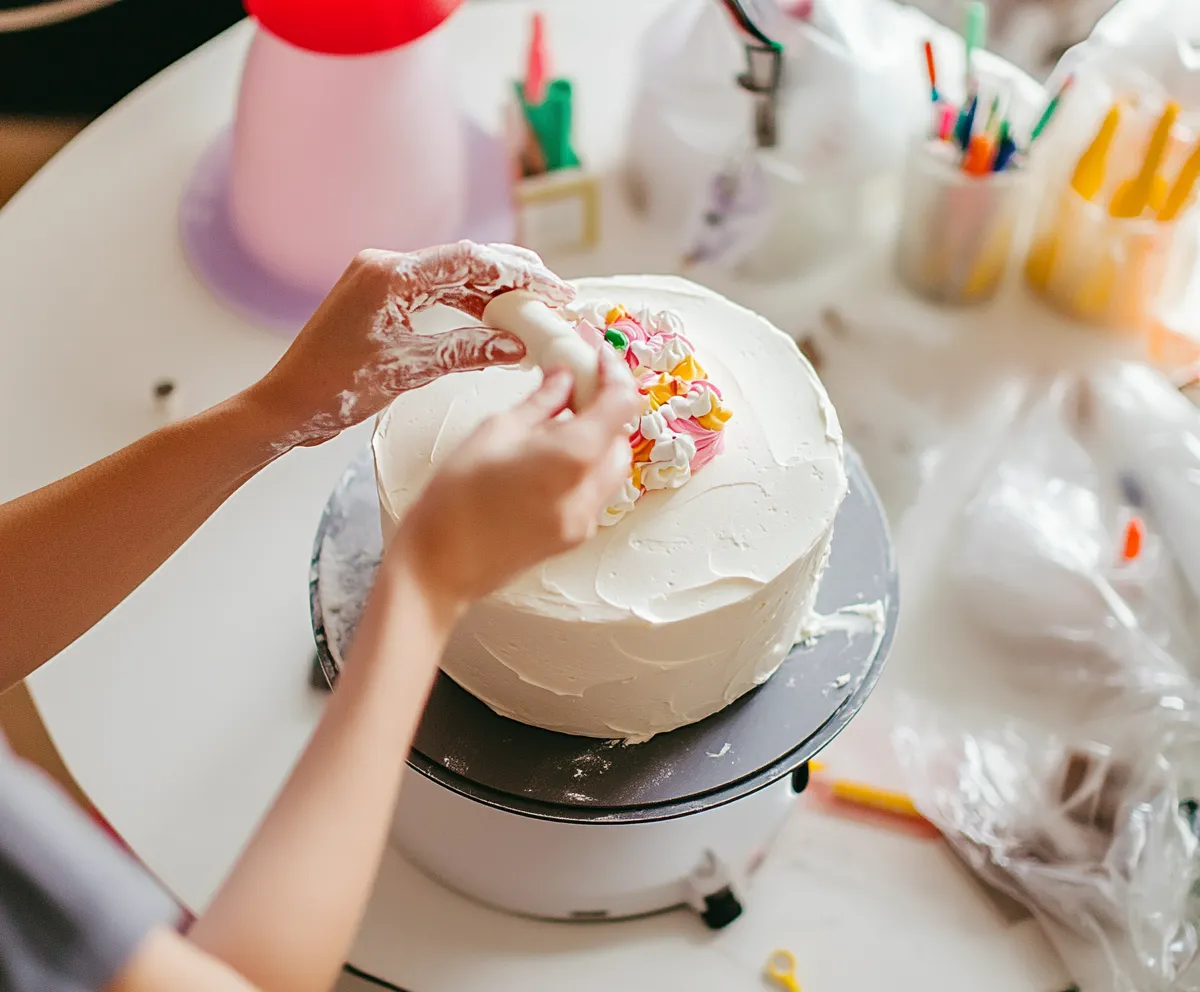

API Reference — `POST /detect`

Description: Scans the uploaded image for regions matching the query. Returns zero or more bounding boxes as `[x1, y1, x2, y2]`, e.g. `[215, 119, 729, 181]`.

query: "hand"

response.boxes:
[251, 242, 575, 448]
[392, 348, 641, 610]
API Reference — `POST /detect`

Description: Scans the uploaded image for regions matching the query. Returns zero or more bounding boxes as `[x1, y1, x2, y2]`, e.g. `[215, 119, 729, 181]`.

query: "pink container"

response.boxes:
[230, 0, 466, 295]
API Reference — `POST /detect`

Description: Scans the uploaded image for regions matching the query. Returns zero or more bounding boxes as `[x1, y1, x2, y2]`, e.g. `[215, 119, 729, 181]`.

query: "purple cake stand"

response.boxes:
[178, 122, 517, 336]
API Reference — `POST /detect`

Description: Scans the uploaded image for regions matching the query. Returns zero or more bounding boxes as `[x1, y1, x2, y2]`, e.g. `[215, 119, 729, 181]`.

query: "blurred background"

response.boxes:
[0, 0, 1119, 207]
[0, 0, 243, 204]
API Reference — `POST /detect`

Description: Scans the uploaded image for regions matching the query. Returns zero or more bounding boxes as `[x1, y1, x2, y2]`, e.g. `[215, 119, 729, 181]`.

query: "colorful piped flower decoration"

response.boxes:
[568, 302, 734, 526]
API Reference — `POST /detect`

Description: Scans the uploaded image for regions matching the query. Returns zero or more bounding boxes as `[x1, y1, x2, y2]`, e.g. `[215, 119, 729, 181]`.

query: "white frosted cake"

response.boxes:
[373, 276, 846, 741]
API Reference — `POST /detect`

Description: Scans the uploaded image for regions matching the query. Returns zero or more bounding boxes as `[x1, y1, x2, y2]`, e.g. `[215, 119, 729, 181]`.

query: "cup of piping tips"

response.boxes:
[896, 23, 1035, 309]
[1024, 93, 1200, 336]
[895, 133, 1029, 306]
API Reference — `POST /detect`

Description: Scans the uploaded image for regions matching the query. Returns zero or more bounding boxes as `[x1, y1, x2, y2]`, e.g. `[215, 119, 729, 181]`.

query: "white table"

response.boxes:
[0, 1, 1126, 989]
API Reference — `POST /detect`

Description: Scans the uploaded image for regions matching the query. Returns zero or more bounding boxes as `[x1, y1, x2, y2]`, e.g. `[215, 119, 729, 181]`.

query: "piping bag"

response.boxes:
[483, 290, 599, 410]
[1080, 363, 1200, 610]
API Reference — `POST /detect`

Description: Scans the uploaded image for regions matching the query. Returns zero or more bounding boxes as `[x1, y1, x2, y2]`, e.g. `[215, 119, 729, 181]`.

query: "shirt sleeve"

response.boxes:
[0, 739, 179, 992]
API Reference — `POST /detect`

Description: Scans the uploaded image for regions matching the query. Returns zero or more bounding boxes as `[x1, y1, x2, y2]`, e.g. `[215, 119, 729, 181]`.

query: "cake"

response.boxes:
[373, 275, 846, 741]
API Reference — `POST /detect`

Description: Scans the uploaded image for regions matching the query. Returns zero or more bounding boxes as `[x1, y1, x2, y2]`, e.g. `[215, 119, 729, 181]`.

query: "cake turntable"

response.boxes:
[310, 444, 898, 928]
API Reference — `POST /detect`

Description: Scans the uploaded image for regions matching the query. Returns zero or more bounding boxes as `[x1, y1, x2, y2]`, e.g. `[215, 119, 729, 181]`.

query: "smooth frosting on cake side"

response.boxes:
[373, 275, 847, 741]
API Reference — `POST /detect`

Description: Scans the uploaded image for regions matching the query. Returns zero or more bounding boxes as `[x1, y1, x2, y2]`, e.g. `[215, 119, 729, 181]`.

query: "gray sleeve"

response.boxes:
[0, 741, 179, 992]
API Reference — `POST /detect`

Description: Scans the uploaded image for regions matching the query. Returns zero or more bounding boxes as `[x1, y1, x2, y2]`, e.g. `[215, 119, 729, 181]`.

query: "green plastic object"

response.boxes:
[963, 1, 987, 94]
[517, 78, 580, 172]
[604, 327, 628, 350]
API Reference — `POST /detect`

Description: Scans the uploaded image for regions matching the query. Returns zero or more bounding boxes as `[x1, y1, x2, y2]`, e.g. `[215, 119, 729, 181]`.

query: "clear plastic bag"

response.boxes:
[793, 307, 1029, 526]
[895, 699, 1200, 992]
[1020, 3, 1200, 344]
[953, 366, 1200, 711]
[1082, 364, 1200, 618]
[626, 0, 923, 278]
[1035, 0, 1200, 208]
[1055, 0, 1200, 111]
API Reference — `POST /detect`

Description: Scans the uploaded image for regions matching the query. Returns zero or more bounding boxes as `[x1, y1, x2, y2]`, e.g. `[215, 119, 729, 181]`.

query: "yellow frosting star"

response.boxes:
[669, 355, 707, 381]
[697, 398, 733, 432]
[597, 302, 735, 524]
[644, 373, 685, 410]
[631, 434, 655, 464]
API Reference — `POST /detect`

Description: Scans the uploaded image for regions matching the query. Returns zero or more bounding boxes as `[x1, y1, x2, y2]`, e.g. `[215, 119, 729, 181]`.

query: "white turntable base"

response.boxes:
[393, 772, 796, 923]
[350, 766, 1065, 992]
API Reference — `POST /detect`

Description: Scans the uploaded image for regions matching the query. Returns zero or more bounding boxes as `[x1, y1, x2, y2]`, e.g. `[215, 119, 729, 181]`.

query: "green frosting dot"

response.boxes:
[604, 328, 628, 350]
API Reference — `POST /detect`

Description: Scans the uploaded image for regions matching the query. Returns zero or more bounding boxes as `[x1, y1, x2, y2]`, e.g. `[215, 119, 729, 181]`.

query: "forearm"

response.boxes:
[106, 927, 260, 992]
[188, 555, 456, 992]
[0, 387, 292, 690]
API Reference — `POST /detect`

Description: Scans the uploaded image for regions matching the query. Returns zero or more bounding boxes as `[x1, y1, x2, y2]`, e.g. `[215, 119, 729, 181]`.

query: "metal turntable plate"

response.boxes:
[310, 445, 897, 824]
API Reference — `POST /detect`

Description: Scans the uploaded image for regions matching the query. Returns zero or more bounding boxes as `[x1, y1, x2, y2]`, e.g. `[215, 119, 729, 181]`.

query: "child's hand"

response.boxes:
[253, 242, 574, 448]
[392, 348, 641, 611]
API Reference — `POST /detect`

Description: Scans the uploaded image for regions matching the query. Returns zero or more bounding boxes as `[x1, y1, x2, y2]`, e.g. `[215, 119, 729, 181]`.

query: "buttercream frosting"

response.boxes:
[373, 276, 847, 741]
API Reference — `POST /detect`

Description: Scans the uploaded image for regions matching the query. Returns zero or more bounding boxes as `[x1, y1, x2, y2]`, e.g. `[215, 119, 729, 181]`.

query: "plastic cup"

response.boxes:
[895, 137, 1028, 305]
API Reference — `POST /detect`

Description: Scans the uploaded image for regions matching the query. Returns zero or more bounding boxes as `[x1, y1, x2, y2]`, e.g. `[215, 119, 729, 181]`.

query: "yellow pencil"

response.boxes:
[1027, 104, 1122, 291]
[808, 763, 932, 823]
[1073, 104, 1122, 200]
[1070, 102, 1179, 323]
[829, 780, 923, 819]
[1158, 136, 1200, 222]
[1054, 102, 1122, 266]
[1111, 101, 1178, 218]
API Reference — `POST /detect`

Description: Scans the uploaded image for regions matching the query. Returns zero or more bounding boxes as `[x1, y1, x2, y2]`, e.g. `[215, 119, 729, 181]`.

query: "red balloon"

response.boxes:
[245, 0, 464, 56]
